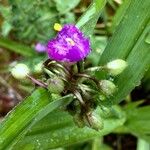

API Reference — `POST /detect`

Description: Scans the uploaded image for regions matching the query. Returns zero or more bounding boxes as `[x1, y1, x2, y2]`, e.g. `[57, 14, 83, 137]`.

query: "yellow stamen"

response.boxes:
[54, 23, 62, 31]
[66, 38, 75, 46]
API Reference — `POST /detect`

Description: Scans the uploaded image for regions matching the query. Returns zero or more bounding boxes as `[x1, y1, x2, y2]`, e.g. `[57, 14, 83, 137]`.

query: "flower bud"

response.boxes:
[106, 59, 127, 76]
[84, 113, 104, 131]
[34, 43, 47, 52]
[90, 115, 104, 131]
[34, 62, 43, 73]
[11, 63, 30, 79]
[47, 76, 64, 94]
[100, 80, 116, 96]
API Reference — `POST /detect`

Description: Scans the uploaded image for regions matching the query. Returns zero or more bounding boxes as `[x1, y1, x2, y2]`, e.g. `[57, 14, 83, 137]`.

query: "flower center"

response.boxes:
[66, 38, 75, 46]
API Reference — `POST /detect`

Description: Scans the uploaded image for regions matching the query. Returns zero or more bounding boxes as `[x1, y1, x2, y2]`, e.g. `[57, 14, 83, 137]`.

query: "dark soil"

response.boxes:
[104, 133, 137, 150]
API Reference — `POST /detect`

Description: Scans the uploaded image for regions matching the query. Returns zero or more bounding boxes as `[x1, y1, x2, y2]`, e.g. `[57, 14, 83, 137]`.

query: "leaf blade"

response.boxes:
[0, 89, 73, 150]
[98, 0, 150, 105]
[14, 106, 126, 149]
[0, 38, 36, 57]
[76, 0, 106, 37]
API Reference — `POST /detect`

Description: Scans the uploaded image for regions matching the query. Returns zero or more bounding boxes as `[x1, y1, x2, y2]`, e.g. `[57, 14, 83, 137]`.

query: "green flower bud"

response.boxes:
[84, 113, 104, 131]
[47, 76, 64, 94]
[11, 63, 30, 79]
[90, 115, 104, 131]
[34, 62, 43, 73]
[100, 80, 116, 96]
[106, 59, 127, 76]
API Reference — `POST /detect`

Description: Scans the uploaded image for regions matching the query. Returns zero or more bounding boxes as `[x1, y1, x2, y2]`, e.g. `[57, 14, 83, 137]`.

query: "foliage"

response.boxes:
[0, 0, 80, 43]
[98, 0, 150, 106]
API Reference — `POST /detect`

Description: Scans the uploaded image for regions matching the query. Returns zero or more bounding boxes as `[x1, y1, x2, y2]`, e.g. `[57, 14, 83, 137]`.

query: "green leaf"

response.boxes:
[0, 38, 36, 57]
[76, 0, 106, 37]
[54, 0, 80, 13]
[114, 103, 150, 142]
[1, 21, 12, 37]
[13, 106, 125, 149]
[0, 5, 11, 19]
[98, 0, 150, 105]
[124, 105, 150, 142]
[137, 138, 150, 150]
[0, 88, 73, 150]
[110, 0, 131, 33]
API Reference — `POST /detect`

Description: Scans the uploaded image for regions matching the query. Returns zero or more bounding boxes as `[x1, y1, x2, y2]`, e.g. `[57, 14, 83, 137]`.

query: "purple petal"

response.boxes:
[47, 24, 91, 62]
[35, 43, 47, 52]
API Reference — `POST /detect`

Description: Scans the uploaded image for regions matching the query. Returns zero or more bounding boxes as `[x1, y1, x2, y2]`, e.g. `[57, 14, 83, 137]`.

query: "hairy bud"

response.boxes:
[47, 76, 64, 94]
[34, 62, 43, 73]
[11, 63, 30, 79]
[100, 80, 116, 96]
[84, 113, 104, 131]
[106, 59, 127, 76]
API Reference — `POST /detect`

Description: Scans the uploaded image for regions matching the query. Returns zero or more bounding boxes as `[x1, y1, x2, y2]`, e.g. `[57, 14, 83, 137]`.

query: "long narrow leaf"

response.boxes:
[76, 0, 106, 37]
[98, 0, 150, 105]
[0, 89, 73, 149]
[14, 106, 126, 149]
[99, 0, 150, 61]
[0, 38, 36, 57]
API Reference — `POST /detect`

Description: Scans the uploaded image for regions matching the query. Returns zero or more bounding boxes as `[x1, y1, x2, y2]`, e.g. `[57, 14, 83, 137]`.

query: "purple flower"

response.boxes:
[47, 24, 91, 62]
[35, 43, 47, 52]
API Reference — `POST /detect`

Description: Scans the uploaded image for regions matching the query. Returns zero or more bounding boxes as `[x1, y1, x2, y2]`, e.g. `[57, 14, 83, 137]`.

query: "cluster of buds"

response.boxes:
[11, 23, 127, 130]
[44, 24, 127, 130]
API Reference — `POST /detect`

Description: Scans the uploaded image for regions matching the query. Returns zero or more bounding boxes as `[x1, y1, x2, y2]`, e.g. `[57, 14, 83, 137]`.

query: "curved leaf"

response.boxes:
[0, 88, 73, 150]
[13, 106, 126, 149]
[76, 0, 106, 37]
[98, 0, 150, 105]
[0, 38, 36, 57]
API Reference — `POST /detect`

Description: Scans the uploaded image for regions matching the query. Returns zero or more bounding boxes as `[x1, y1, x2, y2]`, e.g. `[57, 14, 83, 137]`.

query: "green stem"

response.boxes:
[85, 66, 104, 73]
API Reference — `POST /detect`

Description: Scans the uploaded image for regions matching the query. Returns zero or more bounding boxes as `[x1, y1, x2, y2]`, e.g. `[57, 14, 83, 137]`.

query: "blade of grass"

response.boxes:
[99, 0, 150, 62]
[0, 88, 73, 150]
[111, 21, 150, 104]
[0, 38, 36, 57]
[110, 0, 131, 33]
[98, 0, 150, 105]
[13, 106, 126, 149]
[76, 0, 106, 37]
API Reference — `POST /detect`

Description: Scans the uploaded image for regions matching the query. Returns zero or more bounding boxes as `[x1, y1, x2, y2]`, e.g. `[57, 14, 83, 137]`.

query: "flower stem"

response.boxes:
[27, 74, 47, 88]
[85, 66, 104, 73]
[74, 73, 100, 85]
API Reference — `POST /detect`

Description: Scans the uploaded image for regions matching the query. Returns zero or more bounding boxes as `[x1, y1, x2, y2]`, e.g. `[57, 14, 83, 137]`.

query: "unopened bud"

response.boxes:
[90, 115, 104, 131]
[100, 80, 116, 96]
[47, 76, 64, 94]
[106, 59, 127, 76]
[34, 62, 43, 73]
[84, 113, 104, 131]
[11, 63, 30, 79]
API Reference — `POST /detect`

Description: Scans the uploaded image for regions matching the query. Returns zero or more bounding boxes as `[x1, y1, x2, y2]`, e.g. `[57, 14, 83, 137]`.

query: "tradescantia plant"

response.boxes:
[33, 23, 127, 130]
[0, 0, 150, 149]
